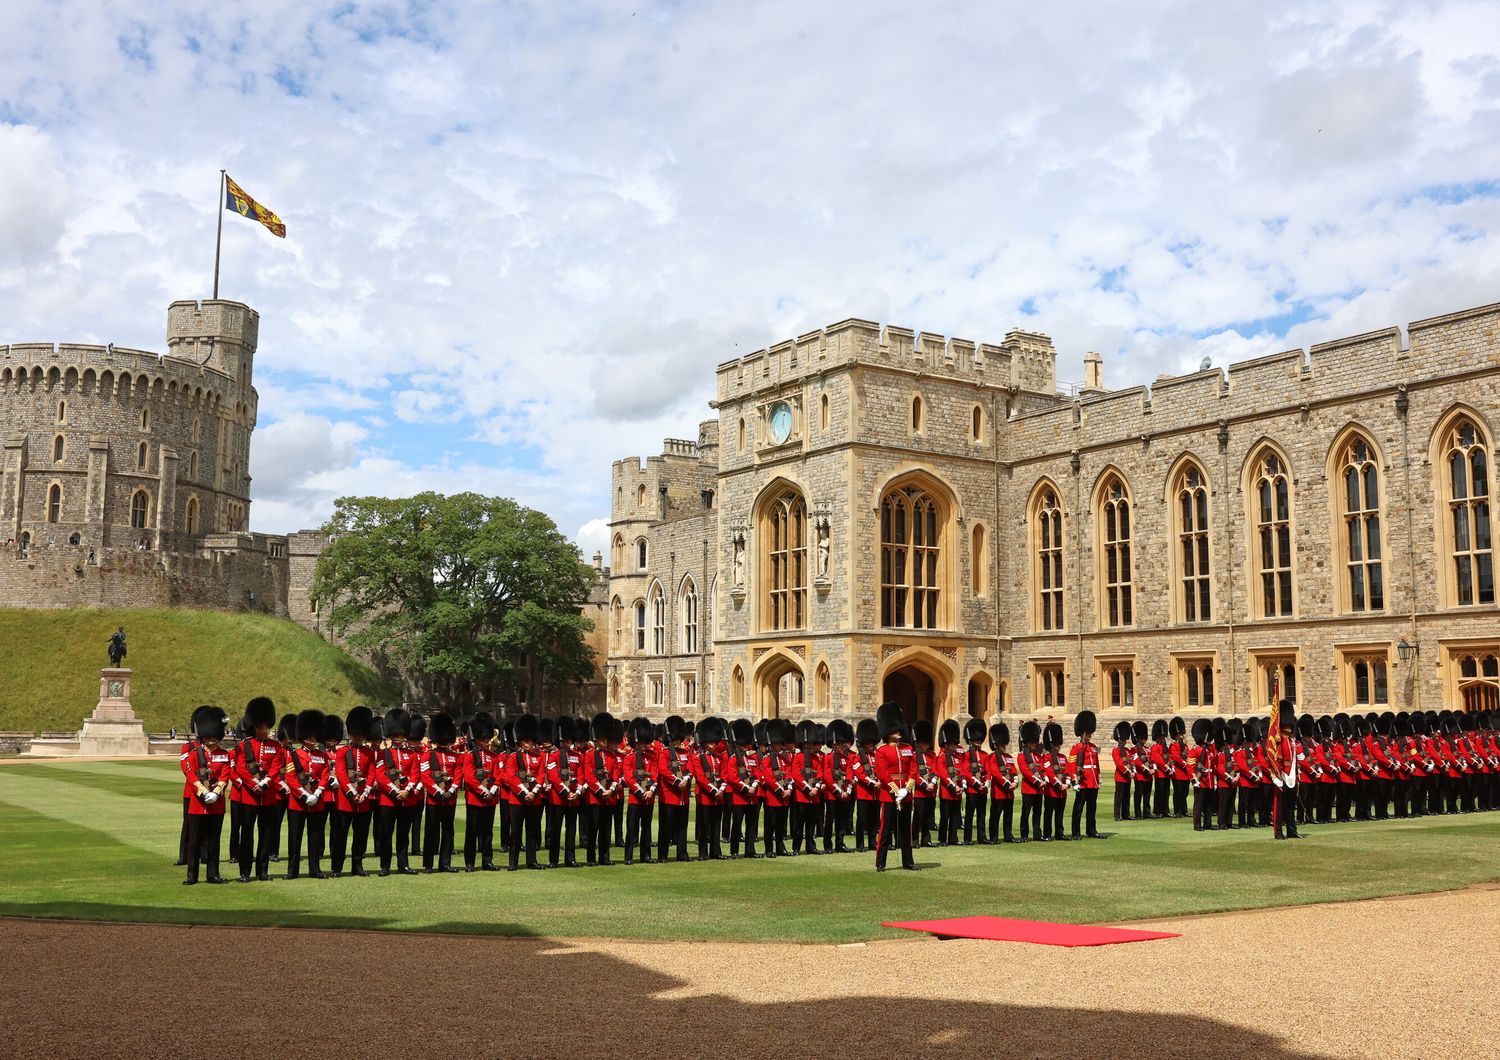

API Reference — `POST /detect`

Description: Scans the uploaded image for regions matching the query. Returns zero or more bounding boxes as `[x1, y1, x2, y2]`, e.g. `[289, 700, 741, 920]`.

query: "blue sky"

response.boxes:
[2, 1, 1499, 557]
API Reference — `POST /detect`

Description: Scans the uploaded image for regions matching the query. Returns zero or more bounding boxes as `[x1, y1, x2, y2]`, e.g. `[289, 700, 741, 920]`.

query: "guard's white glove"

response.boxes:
[255, 778, 269, 790]
[203, 791, 218, 804]
[1272, 777, 1284, 788]
[304, 791, 321, 806]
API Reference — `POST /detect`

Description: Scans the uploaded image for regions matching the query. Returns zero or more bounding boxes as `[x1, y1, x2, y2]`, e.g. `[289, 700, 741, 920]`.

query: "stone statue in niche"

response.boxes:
[816, 519, 830, 579]
[732, 534, 745, 587]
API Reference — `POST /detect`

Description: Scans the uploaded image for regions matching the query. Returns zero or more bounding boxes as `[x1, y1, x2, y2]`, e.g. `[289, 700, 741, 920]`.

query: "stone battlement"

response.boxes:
[715, 318, 1058, 402]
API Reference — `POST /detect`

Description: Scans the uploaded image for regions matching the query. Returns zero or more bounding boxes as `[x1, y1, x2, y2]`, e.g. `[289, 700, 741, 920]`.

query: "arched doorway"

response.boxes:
[884, 667, 934, 729]
[967, 673, 993, 718]
[753, 652, 805, 720]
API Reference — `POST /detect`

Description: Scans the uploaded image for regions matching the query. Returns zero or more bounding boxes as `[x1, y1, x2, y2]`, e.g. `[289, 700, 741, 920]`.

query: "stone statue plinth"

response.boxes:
[77, 668, 149, 756]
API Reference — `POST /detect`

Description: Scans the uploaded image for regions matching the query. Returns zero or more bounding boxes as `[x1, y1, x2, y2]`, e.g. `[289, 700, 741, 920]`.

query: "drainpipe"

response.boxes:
[1218, 420, 1236, 718]
[1397, 386, 1420, 712]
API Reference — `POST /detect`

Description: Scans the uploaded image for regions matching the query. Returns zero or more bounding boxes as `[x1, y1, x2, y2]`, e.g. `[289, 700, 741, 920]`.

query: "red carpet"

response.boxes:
[882, 916, 1180, 947]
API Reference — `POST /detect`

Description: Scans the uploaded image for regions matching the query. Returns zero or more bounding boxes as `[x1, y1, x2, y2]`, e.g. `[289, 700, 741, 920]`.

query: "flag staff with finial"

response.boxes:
[212, 169, 226, 299]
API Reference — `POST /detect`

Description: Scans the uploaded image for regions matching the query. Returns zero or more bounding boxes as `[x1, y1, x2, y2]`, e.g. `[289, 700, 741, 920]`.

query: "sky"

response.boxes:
[3, 1, 1499, 559]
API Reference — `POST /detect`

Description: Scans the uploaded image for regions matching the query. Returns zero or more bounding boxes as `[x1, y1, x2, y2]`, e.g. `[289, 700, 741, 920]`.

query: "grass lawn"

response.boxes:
[0, 609, 399, 732]
[2, 760, 1496, 944]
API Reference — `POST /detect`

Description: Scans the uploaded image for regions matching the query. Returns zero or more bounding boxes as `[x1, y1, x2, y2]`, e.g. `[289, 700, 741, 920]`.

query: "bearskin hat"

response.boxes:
[1212, 718, 1228, 745]
[1226, 718, 1243, 744]
[856, 717, 879, 745]
[964, 717, 988, 744]
[427, 713, 457, 746]
[829, 718, 854, 744]
[537, 716, 556, 745]
[1044, 721, 1064, 749]
[513, 713, 538, 744]
[698, 716, 727, 746]
[753, 719, 771, 749]
[876, 701, 907, 741]
[664, 714, 687, 742]
[794, 719, 817, 746]
[813, 723, 830, 747]
[1151, 718, 1168, 742]
[1297, 714, 1315, 739]
[630, 717, 655, 745]
[1073, 710, 1097, 738]
[1379, 711, 1396, 737]
[406, 714, 427, 742]
[469, 712, 497, 744]
[275, 713, 297, 743]
[772, 718, 796, 745]
[318, 713, 343, 745]
[245, 696, 277, 733]
[189, 704, 218, 733]
[939, 719, 961, 747]
[193, 706, 225, 741]
[1131, 720, 1148, 742]
[556, 716, 575, 743]
[731, 718, 755, 745]
[1242, 717, 1260, 743]
[1020, 719, 1042, 746]
[989, 722, 1010, 750]
[1170, 716, 1187, 738]
[296, 709, 325, 743]
[1191, 718, 1211, 745]
[1112, 720, 1132, 743]
[344, 705, 374, 740]
[913, 718, 934, 746]
[591, 712, 613, 741]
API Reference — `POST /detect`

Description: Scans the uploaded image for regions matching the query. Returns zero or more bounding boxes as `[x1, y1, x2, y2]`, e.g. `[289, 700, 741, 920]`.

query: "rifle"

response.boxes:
[632, 757, 658, 802]
[286, 747, 324, 805]
[768, 750, 794, 799]
[427, 749, 458, 800]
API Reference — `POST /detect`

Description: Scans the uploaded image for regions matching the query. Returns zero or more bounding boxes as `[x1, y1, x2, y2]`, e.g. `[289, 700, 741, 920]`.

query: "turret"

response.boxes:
[166, 300, 259, 395]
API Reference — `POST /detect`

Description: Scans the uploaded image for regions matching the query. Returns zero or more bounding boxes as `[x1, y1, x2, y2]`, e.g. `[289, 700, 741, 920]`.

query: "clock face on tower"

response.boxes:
[768, 401, 793, 445]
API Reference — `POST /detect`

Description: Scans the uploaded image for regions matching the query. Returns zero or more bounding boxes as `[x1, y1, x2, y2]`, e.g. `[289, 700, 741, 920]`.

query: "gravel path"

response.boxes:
[3, 885, 1496, 1059]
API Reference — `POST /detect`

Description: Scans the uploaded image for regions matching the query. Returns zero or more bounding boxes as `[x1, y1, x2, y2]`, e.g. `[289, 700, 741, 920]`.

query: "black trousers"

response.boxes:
[408, 802, 424, 857]
[1273, 784, 1300, 838]
[1335, 783, 1354, 821]
[913, 798, 935, 846]
[588, 804, 614, 864]
[657, 803, 690, 861]
[1237, 786, 1255, 828]
[963, 792, 988, 842]
[1044, 794, 1066, 838]
[185, 813, 224, 882]
[938, 799, 960, 844]
[1217, 787, 1235, 828]
[1020, 793, 1043, 839]
[796, 802, 823, 853]
[697, 803, 724, 859]
[510, 803, 543, 868]
[236, 804, 278, 878]
[178, 797, 191, 862]
[1317, 783, 1335, 822]
[625, 803, 655, 861]
[821, 800, 849, 852]
[1296, 783, 1313, 824]
[729, 804, 759, 856]
[228, 800, 250, 863]
[374, 804, 404, 870]
[616, 802, 628, 848]
[1152, 777, 1171, 817]
[1371, 778, 1389, 819]
[464, 803, 496, 868]
[1133, 778, 1153, 818]
[285, 809, 326, 878]
[422, 803, 456, 870]
[761, 805, 789, 855]
[1193, 785, 1214, 829]
[856, 800, 880, 849]
[546, 803, 581, 866]
[875, 800, 913, 869]
[1071, 787, 1099, 837]
[499, 803, 514, 852]
[329, 809, 371, 873]
[271, 803, 287, 859]
[1171, 778, 1190, 817]
[988, 797, 1014, 841]
[1113, 781, 1131, 820]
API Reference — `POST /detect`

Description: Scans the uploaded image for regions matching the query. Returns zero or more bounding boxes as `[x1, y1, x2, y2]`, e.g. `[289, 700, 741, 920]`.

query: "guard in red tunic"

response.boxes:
[1149, 719, 1172, 818]
[1042, 722, 1069, 839]
[1110, 721, 1133, 821]
[1214, 718, 1238, 829]
[872, 702, 915, 872]
[936, 719, 965, 846]
[986, 722, 1017, 842]
[622, 717, 660, 864]
[909, 719, 939, 848]
[823, 719, 856, 853]
[1169, 716, 1191, 817]
[722, 718, 762, 858]
[789, 720, 826, 855]
[177, 705, 222, 866]
[758, 719, 796, 857]
[231, 696, 282, 882]
[458, 712, 502, 871]
[419, 713, 462, 873]
[655, 715, 694, 862]
[692, 717, 729, 861]
[1268, 700, 1302, 840]
[1235, 718, 1260, 829]
[1016, 720, 1046, 841]
[505, 713, 547, 871]
[960, 718, 990, 844]
[543, 716, 584, 868]
[373, 709, 420, 876]
[269, 712, 298, 864]
[582, 712, 622, 866]
[1131, 720, 1153, 819]
[1067, 710, 1104, 839]
[851, 718, 882, 851]
[1190, 718, 1215, 830]
[330, 705, 378, 877]
[283, 709, 331, 879]
[182, 707, 232, 885]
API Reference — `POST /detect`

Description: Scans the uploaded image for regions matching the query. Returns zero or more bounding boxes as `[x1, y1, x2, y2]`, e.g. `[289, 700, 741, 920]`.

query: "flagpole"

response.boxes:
[212, 169, 225, 299]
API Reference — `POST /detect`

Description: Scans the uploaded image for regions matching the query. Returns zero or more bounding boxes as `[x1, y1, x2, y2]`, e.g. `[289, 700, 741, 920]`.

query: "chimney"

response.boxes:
[1083, 351, 1104, 393]
[592, 550, 603, 571]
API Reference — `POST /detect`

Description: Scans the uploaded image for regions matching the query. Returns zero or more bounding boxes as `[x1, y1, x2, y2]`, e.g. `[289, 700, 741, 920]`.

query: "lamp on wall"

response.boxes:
[1396, 638, 1419, 664]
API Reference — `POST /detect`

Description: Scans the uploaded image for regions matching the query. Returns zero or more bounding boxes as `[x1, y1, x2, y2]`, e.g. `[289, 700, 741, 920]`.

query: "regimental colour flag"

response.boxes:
[224, 175, 286, 238]
[1266, 671, 1284, 774]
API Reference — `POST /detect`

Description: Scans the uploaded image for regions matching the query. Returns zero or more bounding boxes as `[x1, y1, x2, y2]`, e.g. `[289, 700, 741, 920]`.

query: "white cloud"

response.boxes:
[1, 0, 1499, 541]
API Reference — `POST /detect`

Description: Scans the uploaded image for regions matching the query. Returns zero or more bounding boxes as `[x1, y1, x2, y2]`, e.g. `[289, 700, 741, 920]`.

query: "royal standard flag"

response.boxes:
[224, 175, 286, 238]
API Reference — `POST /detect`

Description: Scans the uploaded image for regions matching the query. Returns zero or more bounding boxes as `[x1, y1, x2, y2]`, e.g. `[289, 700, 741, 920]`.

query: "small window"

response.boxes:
[192, 416, 200, 441]
[130, 490, 150, 529]
[68, 532, 81, 546]
[637, 539, 648, 570]
[637, 484, 646, 506]
[137, 442, 148, 470]
[47, 484, 62, 523]
[738, 418, 746, 451]
[53, 435, 65, 462]
[971, 405, 983, 441]
[635, 602, 647, 651]
[188, 451, 197, 479]
[679, 673, 697, 707]
[56, 400, 66, 423]
[647, 674, 665, 706]
[820, 394, 830, 432]
[140, 406, 150, 430]
[185, 496, 199, 535]
[912, 395, 923, 433]
[971, 523, 987, 595]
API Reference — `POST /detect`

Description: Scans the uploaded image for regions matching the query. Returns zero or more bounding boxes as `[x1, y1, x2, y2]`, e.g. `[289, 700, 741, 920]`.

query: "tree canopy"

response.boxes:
[310, 492, 597, 712]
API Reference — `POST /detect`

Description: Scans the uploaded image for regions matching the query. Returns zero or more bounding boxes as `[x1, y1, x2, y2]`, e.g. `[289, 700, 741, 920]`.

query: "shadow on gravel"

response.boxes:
[0, 917, 1318, 1060]
[0, 901, 539, 936]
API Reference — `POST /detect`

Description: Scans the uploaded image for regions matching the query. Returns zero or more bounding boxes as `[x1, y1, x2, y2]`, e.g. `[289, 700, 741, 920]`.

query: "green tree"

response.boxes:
[311, 492, 597, 712]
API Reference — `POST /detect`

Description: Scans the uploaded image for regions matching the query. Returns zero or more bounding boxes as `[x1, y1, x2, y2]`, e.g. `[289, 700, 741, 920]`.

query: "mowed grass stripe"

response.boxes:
[1, 759, 1497, 942]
